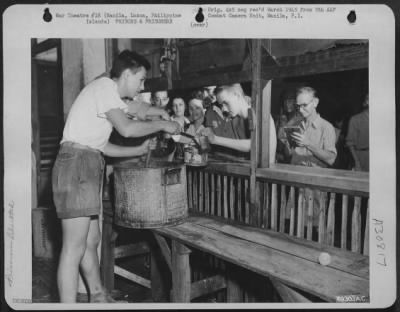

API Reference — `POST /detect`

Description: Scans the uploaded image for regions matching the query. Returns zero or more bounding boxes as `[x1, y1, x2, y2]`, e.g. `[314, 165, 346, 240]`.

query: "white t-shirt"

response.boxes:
[61, 77, 128, 152]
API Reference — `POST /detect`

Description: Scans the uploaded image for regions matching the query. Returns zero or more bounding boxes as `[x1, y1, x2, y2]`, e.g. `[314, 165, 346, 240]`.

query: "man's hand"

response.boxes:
[141, 137, 158, 154]
[200, 127, 216, 144]
[162, 121, 181, 134]
[291, 132, 313, 149]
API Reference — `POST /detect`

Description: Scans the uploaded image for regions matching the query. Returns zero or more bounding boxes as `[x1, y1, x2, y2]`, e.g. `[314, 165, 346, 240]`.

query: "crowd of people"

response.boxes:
[51, 49, 369, 303]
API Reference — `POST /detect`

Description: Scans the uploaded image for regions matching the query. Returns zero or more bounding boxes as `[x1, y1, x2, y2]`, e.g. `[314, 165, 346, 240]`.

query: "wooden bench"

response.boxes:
[152, 213, 369, 303]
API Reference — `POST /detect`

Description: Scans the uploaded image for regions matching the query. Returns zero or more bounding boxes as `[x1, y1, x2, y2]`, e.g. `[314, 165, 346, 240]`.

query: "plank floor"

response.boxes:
[32, 256, 152, 303]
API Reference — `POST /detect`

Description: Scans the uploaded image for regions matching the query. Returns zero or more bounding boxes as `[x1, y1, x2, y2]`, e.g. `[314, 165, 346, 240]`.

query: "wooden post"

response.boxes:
[249, 39, 262, 227]
[205, 172, 210, 214]
[341, 194, 349, 249]
[217, 174, 222, 217]
[223, 175, 228, 218]
[100, 201, 116, 292]
[211, 173, 215, 216]
[193, 170, 198, 211]
[363, 199, 370, 255]
[326, 193, 336, 246]
[226, 263, 243, 302]
[199, 171, 204, 213]
[289, 187, 295, 236]
[306, 189, 314, 240]
[187, 170, 193, 210]
[318, 191, 327, 244]
[229, 177, 235, 220]
[351, 196, 362, 253]
[271, 184, 278, 231]
[151, 240, 169, 302]
[171, 241, 192, 302]
[279, 185, 287, 233]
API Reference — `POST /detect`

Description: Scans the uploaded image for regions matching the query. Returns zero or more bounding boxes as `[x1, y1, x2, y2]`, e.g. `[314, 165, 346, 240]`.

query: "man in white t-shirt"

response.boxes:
[200, 83, 277, 164]
[52, 50, 180, 303]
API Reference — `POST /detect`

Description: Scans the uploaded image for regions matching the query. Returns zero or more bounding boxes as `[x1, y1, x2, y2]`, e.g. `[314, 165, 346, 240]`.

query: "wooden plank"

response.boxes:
[203, 161, 250, 177]
[260, 80, 272, 167]
[318, 192, 327, 244]
[250, 39, 262, 228]
[199, 171, 204, 213]
[153, 233, 172, 271]
[352, 196, 362, 253]
[257, 164, 369, 197]
[263, 182, 269, 228]
[211, 173, 215, 215]
[114, 242, 150, 259]
[217, 174, 222, 217]
[289, 187, 295, 236]
[279, 185, 286, 233]
[190, 275, 227, 300]
[271, 184, 278, 231]
[305, 189, 313, 240]
[193, 170, 198, 211]
[363, 200, 370, 256]
[223, 175, 228, 218]
[245, 179, 250, 224]
[296, 189, 304, 239]
[205, 173, 210, 214]
[171, 241, 191, 302]
[341, 195, 349, 249]
[187, 170, 193, 210]
[32, 38, 60, 55]
[229, 177, 235, 220]
[189, 215, 369, 280]
[270, 278, 311, 302]
[326, 193, 336, 246]
[114, 265, 151, 289]
[155, 220, 369, 302]
[237, 178, 242, 222]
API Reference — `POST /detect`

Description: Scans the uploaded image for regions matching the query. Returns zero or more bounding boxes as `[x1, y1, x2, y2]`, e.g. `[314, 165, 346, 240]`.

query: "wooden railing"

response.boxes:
[187, 162, 369, 255]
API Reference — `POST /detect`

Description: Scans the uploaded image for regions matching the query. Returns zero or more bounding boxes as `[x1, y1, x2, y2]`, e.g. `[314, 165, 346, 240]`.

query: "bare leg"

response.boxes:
[57, 217, 91, 303]
[79, 217, 103, 296]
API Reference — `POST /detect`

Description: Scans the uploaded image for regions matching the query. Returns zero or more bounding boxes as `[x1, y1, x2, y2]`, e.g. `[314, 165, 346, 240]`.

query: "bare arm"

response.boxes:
[213, 136, 251, 152]
[106, 108, 179, 138]
[103, 142, 147, 157]
[348, 145, 362, 170]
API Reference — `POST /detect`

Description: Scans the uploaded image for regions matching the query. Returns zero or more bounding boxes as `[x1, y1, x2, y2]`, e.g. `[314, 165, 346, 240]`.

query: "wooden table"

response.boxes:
[153, 214, 369, 303]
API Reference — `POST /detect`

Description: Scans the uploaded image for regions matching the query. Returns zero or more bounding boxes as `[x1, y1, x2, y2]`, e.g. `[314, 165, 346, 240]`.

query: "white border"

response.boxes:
[3, 4, 396, 310]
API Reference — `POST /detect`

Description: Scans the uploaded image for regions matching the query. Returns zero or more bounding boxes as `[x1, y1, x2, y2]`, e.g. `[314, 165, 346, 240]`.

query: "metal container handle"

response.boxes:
[162, 167, 182, 185]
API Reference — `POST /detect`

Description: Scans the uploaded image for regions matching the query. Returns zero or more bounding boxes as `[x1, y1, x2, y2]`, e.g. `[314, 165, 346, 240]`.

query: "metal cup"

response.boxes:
[198, 135, 211, 153]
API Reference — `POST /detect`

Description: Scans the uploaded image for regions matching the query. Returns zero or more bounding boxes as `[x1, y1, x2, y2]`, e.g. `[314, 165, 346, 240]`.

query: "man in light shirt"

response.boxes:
[52, 50, 180, 303]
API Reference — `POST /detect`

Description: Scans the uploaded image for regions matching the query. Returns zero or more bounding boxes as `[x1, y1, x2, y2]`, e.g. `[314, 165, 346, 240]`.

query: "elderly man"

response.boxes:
[201, 83, 277, 164]
[288, 86, 337, 167]
[284, 86, 337, 232]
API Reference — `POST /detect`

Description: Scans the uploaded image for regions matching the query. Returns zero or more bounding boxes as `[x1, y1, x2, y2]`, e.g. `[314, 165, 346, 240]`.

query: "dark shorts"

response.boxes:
[52, 143, 105, 219]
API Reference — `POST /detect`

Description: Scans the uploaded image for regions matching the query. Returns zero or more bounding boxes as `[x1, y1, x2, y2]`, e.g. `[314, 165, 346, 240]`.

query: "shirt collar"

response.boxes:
[304, 113, 322, 129]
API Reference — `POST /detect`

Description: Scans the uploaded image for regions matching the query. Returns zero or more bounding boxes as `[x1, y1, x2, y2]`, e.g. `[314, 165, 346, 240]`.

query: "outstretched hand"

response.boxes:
[200, 127, 216, 144]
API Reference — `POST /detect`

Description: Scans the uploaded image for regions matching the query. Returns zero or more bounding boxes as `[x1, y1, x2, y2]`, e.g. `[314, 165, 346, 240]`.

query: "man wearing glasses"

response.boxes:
[288, 86, 337, 168]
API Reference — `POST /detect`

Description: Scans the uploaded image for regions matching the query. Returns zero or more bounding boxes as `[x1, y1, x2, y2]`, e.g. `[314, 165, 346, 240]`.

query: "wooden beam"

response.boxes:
[190, 275, 226, 300]
[113, 242, 150, 259]
[144, 45, 367, 92]
[32, 39, 61, 56]
[256, 164, 369, 197]
[250, 39, 262, 227]
[260, 80, 272, 167]
[261, 50, 368, 80]
[114, 265, 151, 289]
[153, 233, 172, 271]
[270, 278, 311, 302]
[171, 241, 191, 302]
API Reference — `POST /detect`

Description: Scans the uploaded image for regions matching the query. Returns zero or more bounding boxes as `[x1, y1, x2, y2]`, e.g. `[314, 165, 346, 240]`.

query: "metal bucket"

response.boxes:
[113, 161, 188, 228]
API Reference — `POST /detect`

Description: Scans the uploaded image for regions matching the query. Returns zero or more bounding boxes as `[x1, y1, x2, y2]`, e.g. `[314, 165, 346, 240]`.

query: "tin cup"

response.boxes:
[198, 135, 211, 153]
